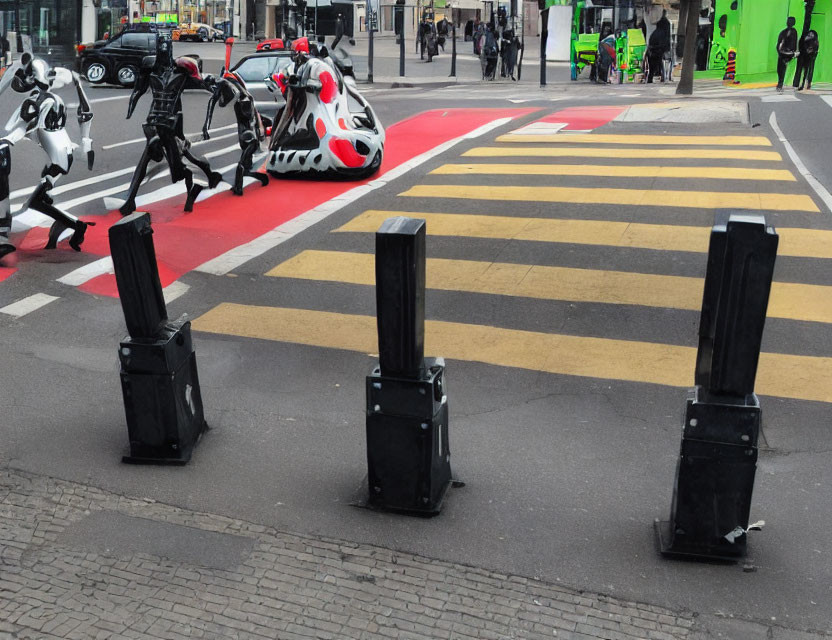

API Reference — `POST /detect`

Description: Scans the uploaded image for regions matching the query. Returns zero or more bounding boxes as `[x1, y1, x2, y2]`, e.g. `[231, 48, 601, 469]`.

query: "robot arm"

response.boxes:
[72, 71, 94, 170]
[202, 75, 220, 139]
[126, 65, 150, 120]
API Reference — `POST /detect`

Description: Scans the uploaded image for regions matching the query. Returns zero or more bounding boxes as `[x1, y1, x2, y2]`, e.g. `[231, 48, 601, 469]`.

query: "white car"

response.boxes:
[178, 22, 224, 42]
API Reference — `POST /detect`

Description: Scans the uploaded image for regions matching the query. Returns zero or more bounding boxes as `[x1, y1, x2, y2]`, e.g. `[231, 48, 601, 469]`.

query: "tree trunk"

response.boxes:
[676, 0, 700, 95]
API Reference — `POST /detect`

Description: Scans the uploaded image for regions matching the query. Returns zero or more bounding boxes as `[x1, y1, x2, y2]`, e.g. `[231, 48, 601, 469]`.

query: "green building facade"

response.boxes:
[707, 0, 832, 84]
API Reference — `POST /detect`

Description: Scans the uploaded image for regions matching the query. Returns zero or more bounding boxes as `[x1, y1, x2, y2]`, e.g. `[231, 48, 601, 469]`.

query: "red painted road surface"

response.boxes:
[2, 107, 559, 293]
[536, 105, 627, 130]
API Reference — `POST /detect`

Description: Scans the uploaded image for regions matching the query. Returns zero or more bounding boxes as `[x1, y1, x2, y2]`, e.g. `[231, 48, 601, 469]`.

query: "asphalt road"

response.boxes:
[2, 72, 832, 638]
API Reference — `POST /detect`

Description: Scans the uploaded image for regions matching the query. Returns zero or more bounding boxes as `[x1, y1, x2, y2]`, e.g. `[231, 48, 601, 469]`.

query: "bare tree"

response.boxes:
[676, 0, 700, 95]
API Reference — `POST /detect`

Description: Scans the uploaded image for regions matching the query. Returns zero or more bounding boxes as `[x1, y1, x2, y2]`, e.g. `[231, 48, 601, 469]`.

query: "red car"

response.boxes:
[256, 38, 285, 51]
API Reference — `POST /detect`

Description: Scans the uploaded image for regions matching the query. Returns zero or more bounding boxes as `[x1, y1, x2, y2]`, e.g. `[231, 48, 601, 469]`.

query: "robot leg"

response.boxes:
[27, 181, 94, 252]
[120, 137, 159, 217]
[232, 131, 268, 196]
[0, 142, 14, 258]
[183, 146, 223, 189]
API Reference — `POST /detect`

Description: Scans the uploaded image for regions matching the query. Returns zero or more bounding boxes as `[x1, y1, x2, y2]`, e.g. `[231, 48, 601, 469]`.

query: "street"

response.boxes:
[1, 47, 832, 639]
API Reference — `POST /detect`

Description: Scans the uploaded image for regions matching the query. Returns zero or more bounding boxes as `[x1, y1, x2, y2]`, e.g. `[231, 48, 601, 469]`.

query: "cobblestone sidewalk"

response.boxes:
[0, 469, 694, 640]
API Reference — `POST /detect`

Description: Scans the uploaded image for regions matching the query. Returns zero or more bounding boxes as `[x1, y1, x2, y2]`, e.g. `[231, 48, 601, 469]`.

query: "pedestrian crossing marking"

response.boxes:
[400, 185, 819, 213]
[337, 211, 832, 260]
[463, 147, 783, 161]
[266, 250, 832, 325]
[192, 303, 832, 404]
[431, 164, 796, 182]
[494, 134, 773, 146]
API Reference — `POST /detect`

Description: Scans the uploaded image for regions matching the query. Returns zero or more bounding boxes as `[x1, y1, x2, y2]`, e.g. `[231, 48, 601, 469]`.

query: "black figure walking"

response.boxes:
[794, 29, 820, 91]
[202, 39, 269, 196]
[121, 34, 222, 216]
[776, 17, 798, 92]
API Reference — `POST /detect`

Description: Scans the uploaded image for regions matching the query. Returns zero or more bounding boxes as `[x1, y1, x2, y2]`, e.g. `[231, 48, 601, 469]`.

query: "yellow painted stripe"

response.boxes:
[399, 185, 819, 213]
[192, 303, 832, 404]
[266, 250, 832, 324]
[496, 134, 773, 146]
[337, 211, 832, 260]
[463, 147, 783, 161]
[431, 163, 796, 182]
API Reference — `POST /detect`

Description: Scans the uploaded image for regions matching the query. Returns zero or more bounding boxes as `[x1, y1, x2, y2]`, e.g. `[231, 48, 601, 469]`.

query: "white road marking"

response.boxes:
[0, 293, 60, 318]
[56, 257, 114, 286]
[769, 111, 832, 214]
[101, 123, 237, 150]
[67, 95, 131, 108]
[162, 281, 190, 303]
[195, 116, 515, 276]
[822, 95, 832, 110]
[761, 94, 800, 102]
[191, 131, 239, 147]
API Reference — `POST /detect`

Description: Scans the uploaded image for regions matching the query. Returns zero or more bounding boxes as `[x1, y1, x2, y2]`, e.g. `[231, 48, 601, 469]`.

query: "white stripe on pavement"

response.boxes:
[769, 111, 832, 214]
[0, 293, 60, 318]
[67, 95, 131, 108]
[162, 281, 190, 303]
[56, 257, 114, 286]
[101, 123, 237, 150]
[195, 117, 515, 276]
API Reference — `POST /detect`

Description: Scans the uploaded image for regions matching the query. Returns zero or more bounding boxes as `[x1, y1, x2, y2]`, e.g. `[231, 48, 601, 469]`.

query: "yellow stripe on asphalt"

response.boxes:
[192, 303, 832, 404]
[266, 250, 832, 324]
[399, 185, 819, 213]
[463, 147, 783, 161]
[337, 211, 832, 260]
[431, 164, 796, 182]
[495, 134, 773, 146]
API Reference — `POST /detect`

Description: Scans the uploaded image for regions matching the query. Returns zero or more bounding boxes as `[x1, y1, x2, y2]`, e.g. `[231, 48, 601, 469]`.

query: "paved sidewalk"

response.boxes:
[0, 469, 695, 640]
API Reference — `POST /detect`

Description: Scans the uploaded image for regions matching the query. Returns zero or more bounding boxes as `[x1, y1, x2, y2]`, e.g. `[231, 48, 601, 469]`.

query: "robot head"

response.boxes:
[156, 32, 174, 66]
[292, 37, 309, 53]
[175, 56, 202, 80]
[10, 53, 49, 92]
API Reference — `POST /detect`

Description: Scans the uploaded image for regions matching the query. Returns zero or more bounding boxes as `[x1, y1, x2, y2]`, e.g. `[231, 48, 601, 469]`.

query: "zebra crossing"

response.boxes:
[191, 111, 832, 405]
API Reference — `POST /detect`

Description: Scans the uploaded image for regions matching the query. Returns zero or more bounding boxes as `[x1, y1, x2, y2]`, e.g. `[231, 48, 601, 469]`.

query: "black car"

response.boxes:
[78, 30, 202, 87]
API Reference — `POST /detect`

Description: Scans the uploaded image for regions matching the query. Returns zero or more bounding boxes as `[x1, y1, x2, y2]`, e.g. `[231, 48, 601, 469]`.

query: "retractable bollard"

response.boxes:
[656, 212, 778, 561]
[366, 217, 452, 515]
[109, 212, 208, 465]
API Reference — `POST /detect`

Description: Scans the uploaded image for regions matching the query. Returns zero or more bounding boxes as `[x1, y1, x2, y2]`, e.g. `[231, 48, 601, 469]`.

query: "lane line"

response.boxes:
[191, 303, 832, 404]
[463, 147, 783, 161]
[494, 133, 773, 146]
[101, 123, 237, 150]
[194, 117, 515, 276]
[56, 257, 114, 286]
[163, 281, 191, 304]
[400, 184, 819, 213]
[431, 163, 796, 181]
[267, 249, 832, 324]
[0, 293, 60, 318]
[67, 95, 131, 108]
[337, 210, 832, 259]
[769, 111, 832, 214]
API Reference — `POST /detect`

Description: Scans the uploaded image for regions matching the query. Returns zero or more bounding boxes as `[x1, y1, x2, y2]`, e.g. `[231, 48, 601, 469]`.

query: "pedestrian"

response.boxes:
[646, 11, 670, 83]
[503, 30, 519, 81]
[332, 13, 345, 49]
[794, 28, 820, 91]
[776, 16, 798, 92]
[481, 25, 498, 80]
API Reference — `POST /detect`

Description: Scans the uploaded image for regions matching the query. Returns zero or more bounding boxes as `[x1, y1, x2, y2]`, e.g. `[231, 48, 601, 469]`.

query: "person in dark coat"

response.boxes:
[332, 13, 345, 49]
[794, 29, 820, 91]
[776, 16, 798, 91]
[647, 11, 671, 83]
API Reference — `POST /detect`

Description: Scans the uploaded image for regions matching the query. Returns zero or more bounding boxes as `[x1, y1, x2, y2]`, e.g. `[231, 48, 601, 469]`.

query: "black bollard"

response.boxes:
[656, 212, 778, 561]
[449, 22, 457, 77]
[110, 212, 208, 465]
[365, 217, 452, 515]
[399, 3, 406, 77]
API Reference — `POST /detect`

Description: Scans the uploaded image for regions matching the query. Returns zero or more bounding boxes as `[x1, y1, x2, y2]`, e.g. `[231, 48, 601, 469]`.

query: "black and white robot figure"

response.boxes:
[120, 34, 222, 217]
[265, 38, 384, 180]
[202, 38, 269, 196]
[0, 52, 95, 258]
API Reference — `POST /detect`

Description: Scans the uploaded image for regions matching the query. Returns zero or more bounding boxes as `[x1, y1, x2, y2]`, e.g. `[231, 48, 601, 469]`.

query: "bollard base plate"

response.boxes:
[654, 519, 741, 564]
[122, 424, 209, 465]
[353, 478, 464, 517]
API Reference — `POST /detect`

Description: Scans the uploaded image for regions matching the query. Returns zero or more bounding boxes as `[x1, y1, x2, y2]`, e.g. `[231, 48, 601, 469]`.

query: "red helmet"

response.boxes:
[292, 37, 310, 53]
[175, 56, 202, 80]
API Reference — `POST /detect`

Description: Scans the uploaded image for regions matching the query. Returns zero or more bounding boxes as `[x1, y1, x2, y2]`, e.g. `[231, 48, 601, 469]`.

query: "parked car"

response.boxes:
[177, 22, 224, 42]
[226, 50, 294, 118]
[77, 30, 203, 87]
[256, 38, 285, 51]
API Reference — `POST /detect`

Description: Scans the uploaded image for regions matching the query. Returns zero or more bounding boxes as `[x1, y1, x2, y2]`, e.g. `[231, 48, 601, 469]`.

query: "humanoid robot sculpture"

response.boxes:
[0, 52, 95, 258]
[120, 33, 222, 217]
[266, 37, 384, 180]
[202, 38, 269, 196]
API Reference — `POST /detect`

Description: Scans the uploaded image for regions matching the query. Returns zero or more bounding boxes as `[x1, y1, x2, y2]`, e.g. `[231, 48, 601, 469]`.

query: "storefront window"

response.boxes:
[0, 0, 80, 63]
